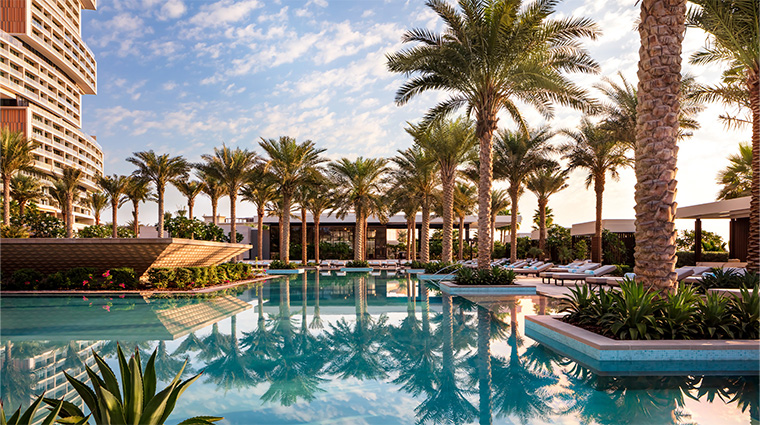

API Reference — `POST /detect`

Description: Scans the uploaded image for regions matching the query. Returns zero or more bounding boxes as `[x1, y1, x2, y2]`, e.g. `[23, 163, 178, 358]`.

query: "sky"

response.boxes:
[79, 0, 750, 240]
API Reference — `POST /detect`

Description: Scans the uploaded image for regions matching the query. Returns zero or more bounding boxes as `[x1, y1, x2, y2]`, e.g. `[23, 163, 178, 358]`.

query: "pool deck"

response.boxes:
[514, 276, 581, 299]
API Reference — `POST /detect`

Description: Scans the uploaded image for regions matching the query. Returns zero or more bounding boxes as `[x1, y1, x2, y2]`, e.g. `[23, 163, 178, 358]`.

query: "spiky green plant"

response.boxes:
[1, 393, 65, 425]
[42, 345, 221, 425]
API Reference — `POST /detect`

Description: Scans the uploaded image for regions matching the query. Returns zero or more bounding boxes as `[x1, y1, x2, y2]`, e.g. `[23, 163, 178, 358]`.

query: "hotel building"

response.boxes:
[1, 0, 102, 228]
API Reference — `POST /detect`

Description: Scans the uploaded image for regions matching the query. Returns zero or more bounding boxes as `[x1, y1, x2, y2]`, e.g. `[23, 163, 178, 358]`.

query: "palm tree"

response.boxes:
[200, 145, 259, 244]
[412, 118, 477, 262]
[717, 143, 752, 200]
[392, 146, 438, 262]
[387, 0, 600, 268]
[388, 187, 420, 261]
[125, 177, 151, 236]
[490, 189, 511, 254]
[98, 174, 130, 238]
[1, 128, 38, 225]
[127, 151, 189, 238]
[86, 191, 109, 225]
[494, 127, 555, 262]
[453, 183, 477, 260]
[241, 170, 277, 260]
[197, 170, 226, 225]
[51, 167, 84, 237]
[173, 180, 204, 219]
[562, 118, 633, 263]
[302, 183, 334, 263]
[10, 174, 45, 216]
[259, 137, 326, 262]
[527, 165, 569, 256]
[329, 157, 389, 262]
[687, 0, 759, 272]
[595, 72, 704, 147]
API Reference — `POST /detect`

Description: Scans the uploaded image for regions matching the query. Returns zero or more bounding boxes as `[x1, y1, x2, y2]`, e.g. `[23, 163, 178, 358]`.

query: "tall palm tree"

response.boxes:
[329, 157, 389, 262]
[490, 189, 511, 253]
[563, 118, 633, 263]
[527, 165, 569, 257]
[387, 0, 600, 268]
[259, 137, 326, 262]
[412, 118, 477, 262]
[197, 170, 226, 225]
[687, 0, 759, 272]
[494, 127, 555, 262]
[127, 151, 189, 238]
[453, 183, 477, 260]
[717, 143, 752, 200]
[98, 174, 130, 238]
[200, 145, 259, 244]
[392, 146, 438, 262]
[389, 186, 421, 261]
[1, 128, 38, 225]
[125, 177, 151, 236]
[52, 166, 84, 237]
[241, 170, 277, 260]
[86, 191, 109, 225]
[595, 72, 703, 147]
[10, 174, 45, 216]
[173, 180, 204, 219]
[303, 183, 334, 263]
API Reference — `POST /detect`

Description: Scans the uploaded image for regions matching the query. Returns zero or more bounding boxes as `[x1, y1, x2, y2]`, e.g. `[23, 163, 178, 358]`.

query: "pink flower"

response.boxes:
[89, 302, 92, 306]
[119, 294, 125, 298]
[82, 280, 89, 285]
[109, 297, 113, 300]
[102, 270, 110, 278]
[82, 296, 88, 301]
[103, 305, 110, 312]
[119, 283, 126, 289]
[24, 281, 30, 285]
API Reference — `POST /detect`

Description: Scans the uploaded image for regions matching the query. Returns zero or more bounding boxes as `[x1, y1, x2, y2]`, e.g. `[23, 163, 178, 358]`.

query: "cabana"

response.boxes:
[675, 196, 750, 263]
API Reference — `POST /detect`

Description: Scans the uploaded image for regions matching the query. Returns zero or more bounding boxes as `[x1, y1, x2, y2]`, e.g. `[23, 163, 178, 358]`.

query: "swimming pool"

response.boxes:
[1, 271, 757, 424]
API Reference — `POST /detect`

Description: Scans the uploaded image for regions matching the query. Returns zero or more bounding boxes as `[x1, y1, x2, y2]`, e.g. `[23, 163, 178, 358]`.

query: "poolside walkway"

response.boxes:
[513, 276, 584, 299]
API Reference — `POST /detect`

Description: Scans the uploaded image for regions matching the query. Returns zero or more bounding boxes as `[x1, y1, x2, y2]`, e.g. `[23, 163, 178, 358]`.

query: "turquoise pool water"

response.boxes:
[1, 271, 757, 424]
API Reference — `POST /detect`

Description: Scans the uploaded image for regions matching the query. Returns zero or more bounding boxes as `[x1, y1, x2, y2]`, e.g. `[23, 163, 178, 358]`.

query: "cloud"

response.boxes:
[189, 0, 263, 28]
[162, 81, 178, 90]
[158, 0, 187, 20]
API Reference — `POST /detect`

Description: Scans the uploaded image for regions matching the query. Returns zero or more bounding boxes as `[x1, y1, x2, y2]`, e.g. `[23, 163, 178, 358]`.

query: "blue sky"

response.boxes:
[80, 0, 749, 239]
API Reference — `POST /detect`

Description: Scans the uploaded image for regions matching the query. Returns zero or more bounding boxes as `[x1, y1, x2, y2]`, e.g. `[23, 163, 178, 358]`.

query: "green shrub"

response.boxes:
[455, 266, 516, 285]
[45, 271, 68, 290]
[660, 284, 701, 340]
[407, 260, 427, 269]
[187, 266, 210, 287]
[147, 268, 175, 288]
[573, 239, 588, 260]
[612, 264, 634, 277]
[608, 280, 664, 340]
[675, 251, 731, 267]
[527, 246, 544, 259]
[729, 286, 760, 339]
[174, 267, 193, 288]
[11, 268, 45, 288]
[695, 268, 757, 292]
[346, 260, 369, 268]
[110, 267, 139, 289]
[698, 292, 734, 339]
[66, 267, 96, 288]
[423, 261, 461, 274]
[77, 224, 111, 238]
[269, 260, 297, 270]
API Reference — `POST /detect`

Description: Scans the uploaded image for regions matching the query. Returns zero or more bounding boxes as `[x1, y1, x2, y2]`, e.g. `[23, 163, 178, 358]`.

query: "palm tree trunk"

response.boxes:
[188, 199, 194, 220]
[281, 193, 291, 262]
[158, 184, 165, 238]
[406, 217, 412, 260]
[95, 209, 101, 226]
[301, 207, 307, 265]
[459, 216, 465, 260]
[211, 198, 218, 225]
[747, 72, 759, 272]
[314, 214, 321, 263]
[411, 217, 417, 261]
[490, 212, 496, 253]
[257, 207, 264, 260]
[364, 217, 369, 260]
[538, 198, 548, 257]
[421, 199, 430, 262]
[354, 206, 363, 262]
[509, 188, 519, 262]
[230, 191, 238, 245]
[476, 113, 497, 270]
[66, 192, 74, 238]
[593, 175, 604, 263]
[477, 307, 492, 425]
[441, 167, 456, 262]
[633, 0, 685, 290]
[18, 200, 26, 217]
[111, 200, 118, 238]
[132, 201, 139, 236]
[2, 175, 10, 226]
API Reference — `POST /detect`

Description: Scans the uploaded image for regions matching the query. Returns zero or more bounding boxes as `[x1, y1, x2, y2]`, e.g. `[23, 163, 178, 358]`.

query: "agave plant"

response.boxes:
[609, 280, 664, 340]
[42, 345, 222, 425]
[1, 393, 65, 425]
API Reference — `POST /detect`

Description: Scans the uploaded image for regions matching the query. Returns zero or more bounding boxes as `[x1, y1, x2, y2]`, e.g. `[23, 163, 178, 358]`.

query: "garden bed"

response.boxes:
[439, 281, 536, 296]
[525, 315, 760, 374]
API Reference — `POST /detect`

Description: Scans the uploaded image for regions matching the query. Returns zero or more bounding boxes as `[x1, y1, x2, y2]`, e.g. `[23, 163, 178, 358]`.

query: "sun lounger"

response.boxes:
[320, 271, 332, 276]
[600, 267, 697, 288]
[540, 263, 599, 284]
[544, 260, 588, 273]
[504, 260, 529, 270]
[552, 264, 616, 286]
[681, 266, 717, 284]
[514, 262, 554, 277]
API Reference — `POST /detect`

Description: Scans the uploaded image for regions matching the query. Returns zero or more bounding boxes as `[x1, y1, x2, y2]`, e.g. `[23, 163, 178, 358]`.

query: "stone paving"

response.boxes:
[513, 275, 587, 299]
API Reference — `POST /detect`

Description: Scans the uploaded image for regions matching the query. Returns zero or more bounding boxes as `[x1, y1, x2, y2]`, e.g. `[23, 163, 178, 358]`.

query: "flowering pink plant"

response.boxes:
[102, 270, 110, 278]
[119, 283, 126, 289]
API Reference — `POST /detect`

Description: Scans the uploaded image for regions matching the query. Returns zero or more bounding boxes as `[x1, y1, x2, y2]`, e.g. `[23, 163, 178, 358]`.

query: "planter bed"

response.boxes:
[341, 267, 373, 272]
[439, 281, 536, 296]
[417, 273, 457, 281]
[525, 315, 760, 375]
[0, 276, 278, 296]
[266, 268, 305, 275]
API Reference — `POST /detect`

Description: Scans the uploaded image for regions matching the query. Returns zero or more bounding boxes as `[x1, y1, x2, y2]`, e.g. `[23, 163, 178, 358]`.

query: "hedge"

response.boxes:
[146, 262, 258, 289]
[676, 251, 730, 267]
[2, 267, 139, 291]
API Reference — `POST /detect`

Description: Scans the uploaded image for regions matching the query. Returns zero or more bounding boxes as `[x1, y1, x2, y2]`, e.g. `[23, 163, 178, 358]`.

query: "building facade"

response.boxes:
[1, 0, 102, 228]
